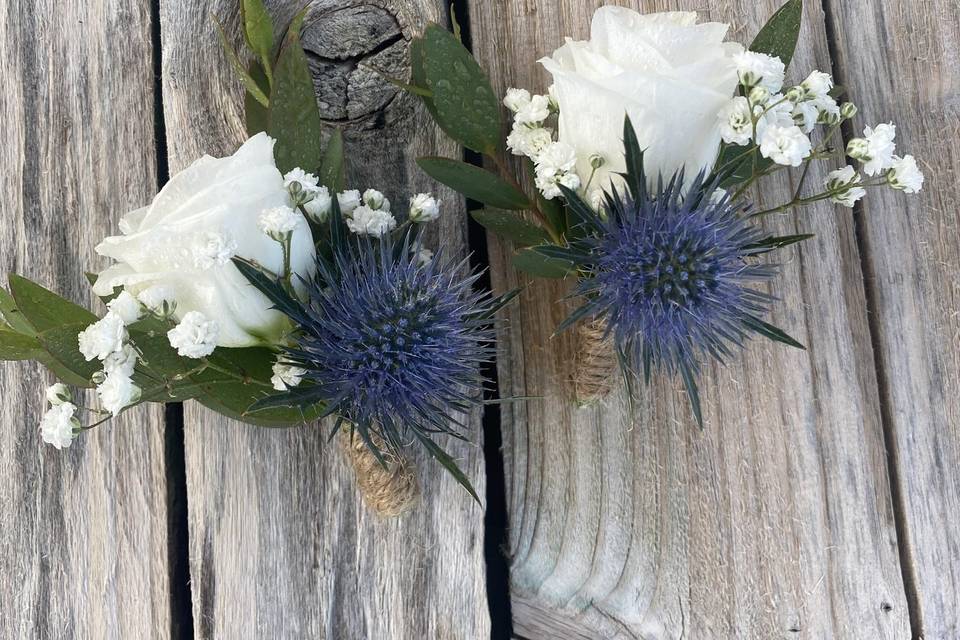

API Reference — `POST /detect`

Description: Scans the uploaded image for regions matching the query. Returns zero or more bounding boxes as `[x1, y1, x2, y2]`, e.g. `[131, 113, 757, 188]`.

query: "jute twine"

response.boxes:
[339, 429, 420, 517]
[573, 317, 617, 405]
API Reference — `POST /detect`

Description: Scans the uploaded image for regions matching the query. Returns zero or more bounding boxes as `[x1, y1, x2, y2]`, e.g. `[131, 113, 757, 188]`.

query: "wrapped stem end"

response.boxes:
[574, 317, 617, 405]
[340, 430, 420, 517]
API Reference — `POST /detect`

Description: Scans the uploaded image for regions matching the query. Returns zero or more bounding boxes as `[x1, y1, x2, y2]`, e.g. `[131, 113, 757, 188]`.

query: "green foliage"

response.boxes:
[245, 60, 270, 135]
[414, 430, 480, 503]
[268, 17, 324, 174]
[511, 248, 574, 279]
[0, 328, 45, 361]
[750, 0, 803, 67]
[240, 0, 275, 76]
[417, 157, 530, 210]
[471, 210, 549, 247]
[414, 24, 501, 155]
[319, 128, 345, 192]
[8, 274, 97, 332]
[215, 19, 270, 108]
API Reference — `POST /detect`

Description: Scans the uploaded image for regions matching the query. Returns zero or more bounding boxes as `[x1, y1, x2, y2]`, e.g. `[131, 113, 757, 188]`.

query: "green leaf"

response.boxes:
[750, 0, 803, 67]
[245, 60, 270, 135]
[0, 287, 37, 335]
[36, 323, 102, 385]
[268, 20, 323, 174]
[742, 233, 814, 255]
[319, 128, 345, 192]
[471, 210, 549, 247]
[417, 157, 530, 210]
[532, 244, 593, 266]
[511, 248, 573, 279]
[623, 116, 647, 198]
[8, 274, 97, 333]
[420, 24, 501, 154]
[215, 19, 270, 108]
[412, 430, 481, 503]
[0, 328, 45, 360]
[743, 316, 806, 350]
[241, 0, 275, 73]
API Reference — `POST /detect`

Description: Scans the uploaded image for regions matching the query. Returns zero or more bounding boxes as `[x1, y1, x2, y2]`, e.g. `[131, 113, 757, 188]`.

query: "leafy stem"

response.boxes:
[487, 152, 563, 245]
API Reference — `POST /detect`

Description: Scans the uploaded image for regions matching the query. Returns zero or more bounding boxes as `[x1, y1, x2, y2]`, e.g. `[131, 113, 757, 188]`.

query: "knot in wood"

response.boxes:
[301, 4, 409, 131]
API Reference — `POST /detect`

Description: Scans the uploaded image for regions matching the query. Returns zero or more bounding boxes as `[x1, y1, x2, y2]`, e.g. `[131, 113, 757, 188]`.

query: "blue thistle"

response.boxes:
[234, 199, 510, 499]
[549, 117, 807, 426]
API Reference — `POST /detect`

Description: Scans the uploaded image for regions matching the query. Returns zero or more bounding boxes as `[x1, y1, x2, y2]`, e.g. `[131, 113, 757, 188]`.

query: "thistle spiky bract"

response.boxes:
[234, 220, 501, 500]
[552, 117, 806, 427]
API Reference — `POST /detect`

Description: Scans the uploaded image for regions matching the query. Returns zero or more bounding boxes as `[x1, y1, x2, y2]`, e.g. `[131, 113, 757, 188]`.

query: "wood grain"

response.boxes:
[0, 0, 171, 637]
[467, 0, 911, 637]
[159, 1, 489, 637]
[826, 1, 960, 637]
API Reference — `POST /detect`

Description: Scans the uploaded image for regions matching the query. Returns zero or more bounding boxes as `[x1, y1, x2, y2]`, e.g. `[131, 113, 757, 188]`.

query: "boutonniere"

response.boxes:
[0, 0, 512, 513]
[398, 1, 923, 426]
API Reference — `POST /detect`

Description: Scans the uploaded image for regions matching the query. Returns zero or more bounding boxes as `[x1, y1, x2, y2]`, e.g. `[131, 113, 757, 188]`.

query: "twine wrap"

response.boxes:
[573, 317, 617, 405]
[339, 430, 420, 517]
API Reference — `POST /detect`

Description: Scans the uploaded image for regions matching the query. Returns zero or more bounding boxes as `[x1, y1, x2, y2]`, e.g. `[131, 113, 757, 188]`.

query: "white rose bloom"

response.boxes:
[346, 206, 397, 237]
[758, 124, 811, 167]
[503, 88, 532, 112]
[888, 155, 924, 194]
[258, 205, 303, 240]
[302, 185, 332, 223]
[733, 51, 785, 93]
[168, 311, 219, 359]
[78, 312, 127, 362]
[40, 402, 79, 449]
[283, 168, 319, 190]
[45, 383, 72, 406]
[826, 166, 867, 207]
[363, 188, 390, 211]
[92, 134, 316, 348]
[97, 373, 141, 416]
[271, 361, 306, 391]
[337, 190, 362, 216]
[137, 284, 175, 313]
[514, 94, 551, 125]
[540, 8, 743, 193]
[103, 343, 138, 377]
[859, 123, 898, 176]
[409, 193, 441, 223]
[801, 70, 833, 99]
[717, 97, 753, 145]
[506, 123, 554, 158]
[106, 291, 143, 325]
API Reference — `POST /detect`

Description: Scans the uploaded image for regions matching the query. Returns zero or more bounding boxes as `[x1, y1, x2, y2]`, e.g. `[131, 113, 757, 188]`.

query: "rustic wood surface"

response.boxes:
[468, 1, 915, 637]
[160, 1, 489, 638]
[827, 1, 960, 638]
[0, 0, 172, 638]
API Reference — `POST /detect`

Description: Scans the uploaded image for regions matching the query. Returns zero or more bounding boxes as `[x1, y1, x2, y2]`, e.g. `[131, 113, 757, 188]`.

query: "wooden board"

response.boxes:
[0, 0, 171, 637]
[826, 1, 960, 637]
[466, 0, 911, 637]
[159, 1, 490, 637]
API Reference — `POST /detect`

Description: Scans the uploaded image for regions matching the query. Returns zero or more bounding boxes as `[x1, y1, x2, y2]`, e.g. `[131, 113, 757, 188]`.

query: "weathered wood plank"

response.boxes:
[0, 0, 171, 638]
[826, 1, 960, 637]
[159, 1, 489, 637]
[468, 0, 910, 637]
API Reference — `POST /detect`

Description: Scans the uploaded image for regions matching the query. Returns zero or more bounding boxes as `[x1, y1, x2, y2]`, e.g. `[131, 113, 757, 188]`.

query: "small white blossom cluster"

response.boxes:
[278, 168, 442, 240]
[167, 311, 219, 359]
[39, 383, 79, 449]
[76, 291, 144, 416]
[503, 87, 581, 200]
[717, 52, 923, 207]
[271, 359, 306, 391]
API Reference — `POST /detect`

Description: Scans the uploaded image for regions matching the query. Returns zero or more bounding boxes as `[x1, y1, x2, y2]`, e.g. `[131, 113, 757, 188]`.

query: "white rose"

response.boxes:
[539, 7, 743, 193]
[92, 133, 316, 348]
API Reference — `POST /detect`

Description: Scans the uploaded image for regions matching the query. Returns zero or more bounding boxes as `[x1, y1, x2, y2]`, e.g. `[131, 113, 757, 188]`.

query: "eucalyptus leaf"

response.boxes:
[0, 286, 36, 335]
[532, 244, 593, 266]
[36, 323, 101, 386]
[417, 157, 530, 210]
[241, 0, 275, 74]
[420, 24, 501, 154]
[750, 0, 803, 67]
[245, 60, 270, 135]
[471, 210, 549, 247]
[268, 20, 323, 174]
[8, 274, 97, 333]
[0, 329, 45, 360]
[214, 19, 269, 108]
[511, 248, 574, 279]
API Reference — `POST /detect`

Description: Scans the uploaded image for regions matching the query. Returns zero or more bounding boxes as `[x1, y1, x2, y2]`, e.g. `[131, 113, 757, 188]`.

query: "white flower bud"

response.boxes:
[748, 86, 770, 105]
[408, 193, 440, 223]
[846, 138, 871, 161]
[503, 88, 531, 113]
[302, 186, 332, 224]
[337, 190, 362, 216]
[362, 188, 390, 211]
[39, 402, 80, 449]
[785, 86, 805, 103]
[887, 155, 924, 194]
[258, 205, 303, 241]
[345, 206, 397, 237]
[106, 291, 143, 325]
[97, 372, 141, 416]
[800, 70, 833, 99]
[271, 360, 306, 391]
[840, 102, 858, 120]
[45, 383, 72, 406]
